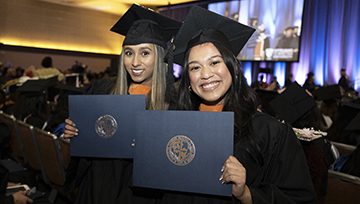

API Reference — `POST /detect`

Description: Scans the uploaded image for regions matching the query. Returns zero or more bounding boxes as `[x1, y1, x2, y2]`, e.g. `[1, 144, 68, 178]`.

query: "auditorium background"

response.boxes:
[0, 0, 359, 91]
[0, 0, 360, 203]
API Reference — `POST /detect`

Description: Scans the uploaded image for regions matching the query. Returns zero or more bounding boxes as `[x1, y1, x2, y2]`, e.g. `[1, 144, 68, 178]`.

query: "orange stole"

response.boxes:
[128, 84, 151, 96]
[199, 104, 224, 112]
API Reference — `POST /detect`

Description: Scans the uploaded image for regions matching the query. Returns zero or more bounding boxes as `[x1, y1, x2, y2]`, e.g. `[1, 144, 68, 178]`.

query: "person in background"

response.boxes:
[230, 13, 239, 21]
[33, 56, 64, 81]
[160, 5, 317, 203]
[270, 76, 280, 90]
[338, 68, 350, 91]
[240, 18, 258, 60]
[284, 73, 293, 87]
[303, 71, 316, 93]
[276, 27, 298, 49]
[292, 26, 300, 45]
[62, 4, 181, 204]
[12, 80, 51, 129]
[254, 24, 270, 60]
[0, 138, 33, 204]
[270, 82, 335, 202]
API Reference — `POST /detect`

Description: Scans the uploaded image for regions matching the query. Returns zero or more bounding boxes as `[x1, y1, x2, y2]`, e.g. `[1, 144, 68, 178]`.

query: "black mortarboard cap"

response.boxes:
[16, 78, 57, 96]
[110, 4, 182, 48]
[256, 89, 279, 117]
[55, 83, 86, 95]
[336, 99, 360, 131]
[17, 80, 45, 93]
[256, 89, 279, 101]
[172, 5, 255, 66]
[313, 85, 341, 103]
[337, 99, 360, 119]
[269, 81, 316, 124]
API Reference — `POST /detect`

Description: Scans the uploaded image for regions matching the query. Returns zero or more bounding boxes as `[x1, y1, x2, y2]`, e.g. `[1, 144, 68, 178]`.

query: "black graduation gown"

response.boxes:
[64, 77, 160, 204]
[159, 112, 317, 204]
[25, 116, 45, 129]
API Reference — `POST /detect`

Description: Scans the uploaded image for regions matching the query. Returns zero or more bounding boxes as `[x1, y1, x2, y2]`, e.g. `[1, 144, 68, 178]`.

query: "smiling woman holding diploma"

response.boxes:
[63, 4, 181, 204]
[159, 5, 317, 204]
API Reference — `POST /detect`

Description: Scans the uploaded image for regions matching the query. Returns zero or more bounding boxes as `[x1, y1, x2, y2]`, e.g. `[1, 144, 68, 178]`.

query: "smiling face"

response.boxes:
[188, 42, 232, 105]
[123, 43, 155, 86]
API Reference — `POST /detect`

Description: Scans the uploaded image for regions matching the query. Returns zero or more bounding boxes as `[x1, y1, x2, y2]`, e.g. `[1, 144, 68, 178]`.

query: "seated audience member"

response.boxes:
[44, 84, 86, 137]
[33, 56, 64, 81]
[338, 68, 350, 91]
[303, 72, 316, 93]
[313, 85, 342, 128]
[1, 144, 33, 204]
[15, 67, 24, 79]
[255, 89, 279, 117]
[270, 82, 335, 200]
[12, 78, 57, 129]
[0, 83, 19, 115]
[332, 112, 360, 175]
[340, 148, 360, 177]
[284, 73, 293, 88]
[326, 99, 360, 146]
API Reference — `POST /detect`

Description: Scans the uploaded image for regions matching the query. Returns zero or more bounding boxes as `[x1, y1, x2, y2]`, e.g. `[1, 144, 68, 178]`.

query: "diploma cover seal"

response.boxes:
[166, 135, 196, 166]
[95, 114, 118, 138]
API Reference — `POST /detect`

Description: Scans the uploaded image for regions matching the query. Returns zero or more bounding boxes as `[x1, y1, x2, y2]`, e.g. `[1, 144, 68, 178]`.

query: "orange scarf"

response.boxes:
[199, 103, 224, 112]
[128, 84, 151, 96]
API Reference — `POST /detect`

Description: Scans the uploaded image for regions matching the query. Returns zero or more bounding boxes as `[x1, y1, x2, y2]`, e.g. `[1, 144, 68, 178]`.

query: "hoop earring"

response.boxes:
[188, 86, 192, 92]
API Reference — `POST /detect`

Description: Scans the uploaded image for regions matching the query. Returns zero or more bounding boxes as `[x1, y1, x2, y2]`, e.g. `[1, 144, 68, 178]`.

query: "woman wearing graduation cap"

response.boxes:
[63, 4, 181, 204]
[161, 6, 317, 203]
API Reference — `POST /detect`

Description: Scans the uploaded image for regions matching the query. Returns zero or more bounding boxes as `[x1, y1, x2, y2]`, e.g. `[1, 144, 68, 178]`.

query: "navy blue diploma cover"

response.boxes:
[68, 95, 145, 158]
[133, 110, 234, 197]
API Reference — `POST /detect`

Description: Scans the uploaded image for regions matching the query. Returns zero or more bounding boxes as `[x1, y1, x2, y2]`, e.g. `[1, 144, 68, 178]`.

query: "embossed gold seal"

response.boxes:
[94, 114, 118, 138]
[166, 135, 196, 166]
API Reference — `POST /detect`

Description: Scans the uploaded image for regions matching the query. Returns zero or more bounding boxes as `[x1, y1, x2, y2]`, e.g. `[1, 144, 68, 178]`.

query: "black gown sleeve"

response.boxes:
[245, 113, 317, 203]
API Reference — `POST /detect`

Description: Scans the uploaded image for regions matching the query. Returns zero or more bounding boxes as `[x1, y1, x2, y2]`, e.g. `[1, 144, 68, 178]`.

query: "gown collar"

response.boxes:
[199, 103, 224, 112]
[128, 83, 151, 95]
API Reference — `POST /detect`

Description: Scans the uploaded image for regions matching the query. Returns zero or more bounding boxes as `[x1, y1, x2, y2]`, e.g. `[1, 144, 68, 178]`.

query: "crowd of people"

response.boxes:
[0, 57, 115, 203]
[0, 3, 359, 204]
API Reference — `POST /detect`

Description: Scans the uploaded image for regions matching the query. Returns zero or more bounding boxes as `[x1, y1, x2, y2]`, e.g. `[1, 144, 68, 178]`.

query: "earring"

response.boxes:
[188, 86, 192, 92]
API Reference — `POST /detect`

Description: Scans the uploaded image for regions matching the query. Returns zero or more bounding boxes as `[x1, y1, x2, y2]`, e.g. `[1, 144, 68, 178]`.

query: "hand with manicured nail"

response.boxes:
[221, 156, 252, 204]
[64, 118, 78, 141]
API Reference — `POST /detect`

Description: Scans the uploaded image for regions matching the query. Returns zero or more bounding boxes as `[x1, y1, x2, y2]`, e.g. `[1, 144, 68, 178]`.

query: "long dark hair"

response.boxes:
[177, 42, 260, 153]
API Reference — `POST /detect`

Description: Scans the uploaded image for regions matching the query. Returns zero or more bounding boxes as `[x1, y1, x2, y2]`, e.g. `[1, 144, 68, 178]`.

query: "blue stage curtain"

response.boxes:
[293, 0, 360, 91]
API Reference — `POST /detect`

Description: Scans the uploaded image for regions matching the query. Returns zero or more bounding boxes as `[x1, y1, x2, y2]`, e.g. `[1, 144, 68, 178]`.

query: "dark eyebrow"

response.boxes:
[123, 47, 133, 51]
[188, 54, 222, 65]
[123, 46, 153, 52]
[139, 46, 153, 51]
